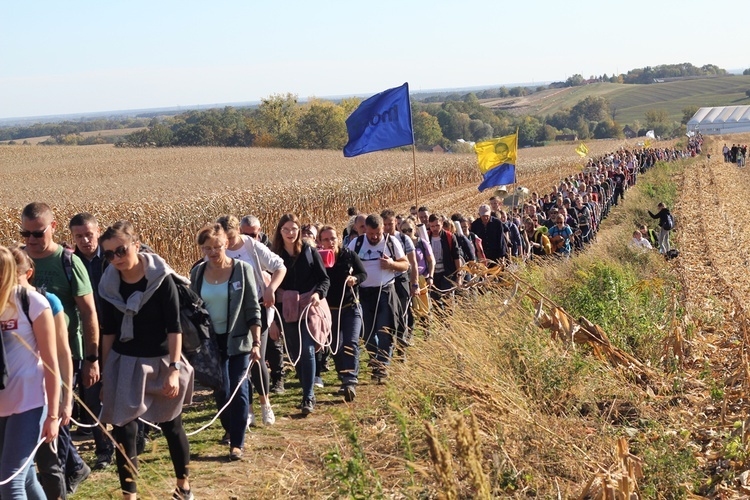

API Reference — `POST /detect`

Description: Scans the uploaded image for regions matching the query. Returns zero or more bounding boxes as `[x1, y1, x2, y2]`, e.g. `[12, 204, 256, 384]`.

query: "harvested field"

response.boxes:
[0, 140, 630, 273]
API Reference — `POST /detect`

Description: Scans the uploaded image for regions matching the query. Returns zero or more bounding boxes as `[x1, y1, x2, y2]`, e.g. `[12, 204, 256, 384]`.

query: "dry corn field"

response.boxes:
[1, 140, 630, 273]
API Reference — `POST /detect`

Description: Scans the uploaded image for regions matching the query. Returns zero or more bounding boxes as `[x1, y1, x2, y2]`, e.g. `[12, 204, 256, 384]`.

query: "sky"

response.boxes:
[2, 0, 749, 120]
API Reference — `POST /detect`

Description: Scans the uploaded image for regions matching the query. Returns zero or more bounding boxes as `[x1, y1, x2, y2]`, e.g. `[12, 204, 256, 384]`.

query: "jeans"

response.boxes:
[215, 335, 250, 450]
[283, 320, 316, 401]
[359, 285, 396, 372]
[0, 406, 46, 500]
[393, 274, 413, 348]
[37, 422, 82, 500]
[332, 305, 362, 386]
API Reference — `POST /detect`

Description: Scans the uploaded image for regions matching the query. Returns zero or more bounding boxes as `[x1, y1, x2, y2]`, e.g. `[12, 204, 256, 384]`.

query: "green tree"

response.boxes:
[413, 111, 443, 146]
[509, 86, 527, 97]
[565, 74, 584, 87]
[645, 109, 670, 130]
[258, 93, 301, 138]
[744, 69, 750, 76]
[571, 96, 610, 122]
[296, 101, 347, 149]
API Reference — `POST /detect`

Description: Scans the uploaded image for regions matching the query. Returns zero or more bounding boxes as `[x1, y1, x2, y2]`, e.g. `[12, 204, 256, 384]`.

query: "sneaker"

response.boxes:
[247, 411, 256, 428]
[261, 404, 276, 425]
[66, 462, 91, 495]
[172, 486, 195, 500]
[314, 376, 324, 388]
[229, 447, 243, 461]
[92, 453, 112, 471]
[343, 385, 356, 402]
[301, 398, 314, 415]
[270, 379, 285, 394]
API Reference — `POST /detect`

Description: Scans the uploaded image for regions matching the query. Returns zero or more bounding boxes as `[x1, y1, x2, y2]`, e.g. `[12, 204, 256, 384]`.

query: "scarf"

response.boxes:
[98, 252, 183, 342]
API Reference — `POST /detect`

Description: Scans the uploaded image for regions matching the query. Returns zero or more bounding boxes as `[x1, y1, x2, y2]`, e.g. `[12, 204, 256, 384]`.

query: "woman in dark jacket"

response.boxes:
[272, 214, 330, 415]
[647, 202, 673, 253]
[189, 223, 261, 461]
[318, 225, 366, 402]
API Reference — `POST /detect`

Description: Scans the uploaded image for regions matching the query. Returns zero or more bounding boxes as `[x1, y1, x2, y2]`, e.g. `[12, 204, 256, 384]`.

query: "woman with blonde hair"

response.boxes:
[190, 223, 262, 460]
[97, 221, 194, 500]
[0, 245, 60, 499]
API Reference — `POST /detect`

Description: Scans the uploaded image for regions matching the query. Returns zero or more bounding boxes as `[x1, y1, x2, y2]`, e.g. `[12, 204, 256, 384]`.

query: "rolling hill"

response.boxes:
[482, 75, 750, 125]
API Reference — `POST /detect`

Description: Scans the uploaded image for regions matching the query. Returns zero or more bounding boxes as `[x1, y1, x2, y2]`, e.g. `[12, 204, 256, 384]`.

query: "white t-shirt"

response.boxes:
[431, 236, 444, 273]
[0, 287, 49, 417]
[348, 235, 405, 288]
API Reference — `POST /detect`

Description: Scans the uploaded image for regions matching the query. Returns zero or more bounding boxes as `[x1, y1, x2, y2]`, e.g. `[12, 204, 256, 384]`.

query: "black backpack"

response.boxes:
[170, 275, 213, 355]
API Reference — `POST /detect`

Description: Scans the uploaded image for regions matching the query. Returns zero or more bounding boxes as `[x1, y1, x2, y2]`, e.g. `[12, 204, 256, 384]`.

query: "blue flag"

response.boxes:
[477, 163, 516, 192]
[343, 83, 414, 157]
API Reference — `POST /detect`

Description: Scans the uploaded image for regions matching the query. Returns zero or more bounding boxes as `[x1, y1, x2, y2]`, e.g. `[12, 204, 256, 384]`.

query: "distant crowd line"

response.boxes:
[0, 136, 702, 499]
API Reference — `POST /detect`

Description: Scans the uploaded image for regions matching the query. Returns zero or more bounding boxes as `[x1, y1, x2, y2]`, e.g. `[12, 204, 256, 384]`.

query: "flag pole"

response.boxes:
[412, 144, 419, 209]
[512, 128, 519, 213]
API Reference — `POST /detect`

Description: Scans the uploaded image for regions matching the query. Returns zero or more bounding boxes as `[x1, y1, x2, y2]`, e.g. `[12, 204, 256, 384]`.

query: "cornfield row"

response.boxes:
[0, 140, 630, 274]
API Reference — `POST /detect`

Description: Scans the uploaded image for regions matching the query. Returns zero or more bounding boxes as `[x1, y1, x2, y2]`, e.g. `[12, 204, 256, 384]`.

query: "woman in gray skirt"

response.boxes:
[98, 221, 194, 500]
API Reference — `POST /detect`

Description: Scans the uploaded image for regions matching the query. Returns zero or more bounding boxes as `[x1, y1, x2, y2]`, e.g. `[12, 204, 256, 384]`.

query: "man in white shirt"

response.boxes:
[348, 214, 408, 382]
[630, 230, 653, 251]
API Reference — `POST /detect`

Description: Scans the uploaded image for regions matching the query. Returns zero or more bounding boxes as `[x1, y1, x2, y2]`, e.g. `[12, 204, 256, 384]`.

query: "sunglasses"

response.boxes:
[244, 232, 258, 238]
[20, 225, 50, 239]
[103, 244, 130, 262]
[401, 229, 413, 234]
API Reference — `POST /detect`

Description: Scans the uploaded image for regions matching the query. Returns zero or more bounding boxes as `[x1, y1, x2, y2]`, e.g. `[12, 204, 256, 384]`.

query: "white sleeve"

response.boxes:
[28, 289, 51, 322]
[390, 236, 405, 259]
[251, 237, 285, 273]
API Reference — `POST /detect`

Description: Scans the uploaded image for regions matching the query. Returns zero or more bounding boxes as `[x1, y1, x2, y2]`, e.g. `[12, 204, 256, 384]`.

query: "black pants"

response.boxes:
[112, 415, 189, 494]
[393, 273, 413, 347]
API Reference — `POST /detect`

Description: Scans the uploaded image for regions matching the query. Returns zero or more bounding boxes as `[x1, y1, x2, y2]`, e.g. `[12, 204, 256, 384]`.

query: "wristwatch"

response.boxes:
[252, 340, 261, 347]
[85, 355, 99, 363]
[169, 361, 184, 371]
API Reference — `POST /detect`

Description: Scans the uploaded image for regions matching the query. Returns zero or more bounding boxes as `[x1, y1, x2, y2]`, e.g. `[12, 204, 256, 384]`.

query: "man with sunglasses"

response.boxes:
[69, 212, 115, 472]
[240, 215, 270, 247]
[21, 202, 98, 497]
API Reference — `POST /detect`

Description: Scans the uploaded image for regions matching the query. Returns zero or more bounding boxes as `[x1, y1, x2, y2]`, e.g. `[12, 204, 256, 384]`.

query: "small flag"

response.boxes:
[343, 83, 414, 157]
[644, 139, 652, 147]
[645, 130, 656, 139]
[475, 133, 517, 191]
[575, 142, 589, 157]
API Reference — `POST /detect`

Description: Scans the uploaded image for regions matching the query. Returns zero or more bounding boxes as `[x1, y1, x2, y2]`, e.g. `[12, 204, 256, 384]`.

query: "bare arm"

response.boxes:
[263, 268, 286, 307]
[53, 311, 74, 426]
[74, 293, 100, 387]
[163, 332, 182, 398]
[33, 308, 60, 443]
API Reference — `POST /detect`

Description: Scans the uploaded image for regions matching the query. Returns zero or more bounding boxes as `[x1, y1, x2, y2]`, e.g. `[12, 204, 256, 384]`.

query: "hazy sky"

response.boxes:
[2, 0, 748, 119]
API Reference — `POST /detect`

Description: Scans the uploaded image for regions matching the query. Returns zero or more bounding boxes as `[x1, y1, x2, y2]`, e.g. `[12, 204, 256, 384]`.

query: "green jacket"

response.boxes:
[189, 259, 261, 357]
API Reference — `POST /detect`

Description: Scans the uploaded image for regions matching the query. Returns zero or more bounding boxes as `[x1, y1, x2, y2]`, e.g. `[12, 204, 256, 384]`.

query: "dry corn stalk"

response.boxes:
[578, 437, 643, 500]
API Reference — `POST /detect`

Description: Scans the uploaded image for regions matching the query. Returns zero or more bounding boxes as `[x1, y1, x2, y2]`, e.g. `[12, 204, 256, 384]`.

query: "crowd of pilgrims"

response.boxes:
[0, 138, 702, 499]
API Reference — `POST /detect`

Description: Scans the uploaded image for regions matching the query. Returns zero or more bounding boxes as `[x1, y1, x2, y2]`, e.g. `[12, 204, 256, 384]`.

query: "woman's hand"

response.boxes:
[61, 401, 73, 427]
[309, 293, 321, 308]
[262, 287, 275, 308]
[163, 370, 180, 398]
[42, 416, 60, 443]
[345, 276, 357, 287]
[250, 345, 261, 363]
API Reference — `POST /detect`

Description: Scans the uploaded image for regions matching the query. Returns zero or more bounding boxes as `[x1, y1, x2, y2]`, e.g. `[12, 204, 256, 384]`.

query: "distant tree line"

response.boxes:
[0, 118, 150, 141]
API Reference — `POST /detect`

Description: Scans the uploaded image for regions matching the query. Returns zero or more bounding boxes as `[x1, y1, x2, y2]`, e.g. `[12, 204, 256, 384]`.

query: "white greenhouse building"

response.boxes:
[687, 106, 750, 135]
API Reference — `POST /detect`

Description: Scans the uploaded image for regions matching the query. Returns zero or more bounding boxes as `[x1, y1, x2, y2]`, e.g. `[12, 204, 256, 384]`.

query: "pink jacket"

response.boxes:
[276, 288, 332, 350]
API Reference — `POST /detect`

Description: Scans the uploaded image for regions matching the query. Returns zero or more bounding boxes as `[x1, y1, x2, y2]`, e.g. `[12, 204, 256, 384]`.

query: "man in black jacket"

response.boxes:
[470, 204, 508, 265]
[428, 214, 462, 307]
[648, 202, 672, 253]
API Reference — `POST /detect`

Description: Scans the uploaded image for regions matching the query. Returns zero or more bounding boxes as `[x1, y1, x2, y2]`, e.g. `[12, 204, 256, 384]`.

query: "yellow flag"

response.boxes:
[575, 142, 589, 157]
[644, 139, 651, 147]
[474, 133, 517, 174]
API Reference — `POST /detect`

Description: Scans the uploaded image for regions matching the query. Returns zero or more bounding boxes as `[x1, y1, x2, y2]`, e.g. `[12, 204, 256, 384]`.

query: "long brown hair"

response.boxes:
[272, 213, 302, 257]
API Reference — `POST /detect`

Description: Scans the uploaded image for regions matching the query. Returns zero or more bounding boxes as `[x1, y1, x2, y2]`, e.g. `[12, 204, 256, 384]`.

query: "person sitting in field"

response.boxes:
[630, 230, 652, 251]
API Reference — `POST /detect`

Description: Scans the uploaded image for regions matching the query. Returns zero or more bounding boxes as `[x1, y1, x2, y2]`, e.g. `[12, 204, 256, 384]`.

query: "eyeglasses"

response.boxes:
[103, 244, 130, 262]
[401, 229, 413, 234]
[281, 227, 299, 234]
[201, 244, 225, 253]
[20, 225, 50, 239]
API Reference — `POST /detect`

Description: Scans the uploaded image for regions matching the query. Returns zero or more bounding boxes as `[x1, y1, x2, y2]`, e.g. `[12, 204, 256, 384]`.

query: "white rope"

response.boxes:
[139, 359, 257, 437]
[0, 417, 60, 486]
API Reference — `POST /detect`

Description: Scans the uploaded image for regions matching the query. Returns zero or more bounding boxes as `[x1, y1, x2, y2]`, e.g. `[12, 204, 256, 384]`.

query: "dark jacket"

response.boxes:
[436, 230, 460, 277]
[325, 247, 367, 308]
[648, 208, 671, 230]
[470, 216, 507, 262]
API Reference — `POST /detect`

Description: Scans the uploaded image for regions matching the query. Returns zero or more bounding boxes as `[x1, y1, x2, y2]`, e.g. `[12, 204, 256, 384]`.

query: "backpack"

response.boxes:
[663, 213, 675, 231]
[171, 275, 213, 355]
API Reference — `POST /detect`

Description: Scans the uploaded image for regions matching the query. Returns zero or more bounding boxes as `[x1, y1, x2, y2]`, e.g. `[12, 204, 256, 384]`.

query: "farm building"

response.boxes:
[687, 106, 750, 135]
